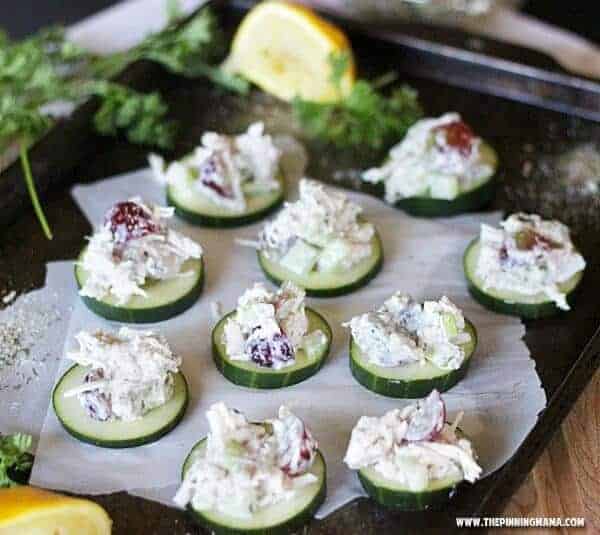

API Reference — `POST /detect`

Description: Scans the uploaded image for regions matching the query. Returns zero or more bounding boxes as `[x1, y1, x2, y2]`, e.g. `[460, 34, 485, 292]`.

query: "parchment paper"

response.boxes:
[31, 138, 546, 517]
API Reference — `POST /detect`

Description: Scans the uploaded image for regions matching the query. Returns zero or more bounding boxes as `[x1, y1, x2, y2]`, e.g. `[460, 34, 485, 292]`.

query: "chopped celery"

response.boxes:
[429, 175, 460, 200]
[301, 331, 327, 361]
[441, 313, 458, 338]
[316, 239, 353, 273]
[280, 240, 320, 275]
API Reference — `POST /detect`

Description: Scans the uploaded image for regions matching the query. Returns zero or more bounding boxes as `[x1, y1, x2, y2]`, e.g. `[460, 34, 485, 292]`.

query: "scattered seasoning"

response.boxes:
[0, 293, 62, 392]
[557, 143, 600, 195]
[506, 141, 600, 234]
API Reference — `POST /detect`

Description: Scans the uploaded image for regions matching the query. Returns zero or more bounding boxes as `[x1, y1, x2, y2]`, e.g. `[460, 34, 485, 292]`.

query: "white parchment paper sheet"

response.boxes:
[31, 139, 546, 517]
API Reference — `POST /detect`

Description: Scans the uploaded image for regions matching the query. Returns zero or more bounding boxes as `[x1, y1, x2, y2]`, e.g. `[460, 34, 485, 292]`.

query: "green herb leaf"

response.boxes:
[292, 78, 422, 151]
[85, 81, 176, 149]
[166, 0, 184, 24]
[0, 433, 33, 488]
[0, 5, 242, 240]
[328, 50, 350, 88]
[89, 7, 243, 89]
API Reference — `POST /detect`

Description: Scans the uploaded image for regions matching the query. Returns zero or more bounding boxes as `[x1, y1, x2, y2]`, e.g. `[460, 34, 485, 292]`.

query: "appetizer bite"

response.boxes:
[212, 281, 331, 389]
[248, 179, 383, 296]
[363, 113, 498, 217]
[344, 293, 476, 398]
[76, 198, 204, 323]
[53, 328, 188, 448]
[175, 403, 326, 534]
[345, 390, 481, 510]
[151, 122, 285, 227]
[464, 213, 586, 318]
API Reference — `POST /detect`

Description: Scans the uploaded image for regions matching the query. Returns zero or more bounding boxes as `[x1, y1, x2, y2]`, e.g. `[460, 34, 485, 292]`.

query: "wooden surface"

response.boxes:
[502, 370, 599, 534]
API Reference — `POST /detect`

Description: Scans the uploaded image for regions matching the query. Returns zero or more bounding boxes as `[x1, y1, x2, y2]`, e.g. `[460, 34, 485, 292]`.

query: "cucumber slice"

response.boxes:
[167, 171, 285, 227]
[349, 319, 477, 398]
[212, 308, 331, 389]
[75, 247, 204, 324]
[382, 142, 498, 217]
[464, 239, 584, 319]
[181, 438, 326, 535]
[53, 365, 188, 448]
[258, 232, 383, 297]
[358, 462, 463, 510]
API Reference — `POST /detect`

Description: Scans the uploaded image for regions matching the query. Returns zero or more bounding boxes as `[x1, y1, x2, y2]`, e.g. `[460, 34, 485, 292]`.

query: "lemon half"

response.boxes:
[0, 486, 112, 535]
[225, 1, 355, 102]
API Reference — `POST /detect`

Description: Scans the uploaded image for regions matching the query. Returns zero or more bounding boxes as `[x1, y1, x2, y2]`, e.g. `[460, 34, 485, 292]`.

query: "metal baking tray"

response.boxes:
[1, 1, 598, 532]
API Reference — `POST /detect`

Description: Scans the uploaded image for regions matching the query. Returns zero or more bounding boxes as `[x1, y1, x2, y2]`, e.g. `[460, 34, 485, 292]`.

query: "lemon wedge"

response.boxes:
[225, 0, 355, 102]
[0, 486, 112, 535]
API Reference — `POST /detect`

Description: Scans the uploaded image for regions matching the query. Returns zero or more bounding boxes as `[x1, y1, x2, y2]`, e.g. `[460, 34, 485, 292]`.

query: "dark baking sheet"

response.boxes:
[1, 1, 599, 533]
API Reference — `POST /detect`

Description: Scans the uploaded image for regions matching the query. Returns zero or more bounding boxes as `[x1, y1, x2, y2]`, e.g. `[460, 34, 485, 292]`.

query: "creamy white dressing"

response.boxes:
[223, 281, 326, 369]
[65, 327, 181, 422]
[257, 179, 375, 274]
[78, 198, 202, 305]
[363, 113, 493, 202]
[344, 392, 481, 491]
[344, 293, 471, 371]
[149, 122, 281, 212]
[476, 213, 586, 310]
[174, 403, 318, 518]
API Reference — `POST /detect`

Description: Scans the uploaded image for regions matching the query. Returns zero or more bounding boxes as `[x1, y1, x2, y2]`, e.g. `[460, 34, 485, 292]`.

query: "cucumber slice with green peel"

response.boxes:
[53, 365, 188, 448]
[349, 319, 477, 398]
[167, 171, 285, 227]
[212, 308, 332, 389]
[258, 232, 383, 297]
[181, 438, 326, 535]
[75, 248, 204, 323]
[393, 174, 496, 218]
[376, 142, 498, 218]
[358, 463, 463, 510]
[463, 239, 584, 319]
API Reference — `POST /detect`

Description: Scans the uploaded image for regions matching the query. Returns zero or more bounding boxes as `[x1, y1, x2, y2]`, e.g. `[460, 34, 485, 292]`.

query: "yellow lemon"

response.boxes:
[225, 0, 355, 102]
[0, 486, 112, 535]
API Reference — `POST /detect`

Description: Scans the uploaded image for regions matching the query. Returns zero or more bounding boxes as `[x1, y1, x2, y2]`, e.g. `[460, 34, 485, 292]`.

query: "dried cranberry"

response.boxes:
[80, 369, 112, 421]
[299, 434, 311, 460]
[105, 201, 158, 244]
[203, 179, 232, 198]
[282, 428, 316, 476]
[246, 331, 294, 368]
[199, 156, 233, 199]
[437, 120, 474, 157]
[533, 233, 562, 250]
[515, 230, 561, 251]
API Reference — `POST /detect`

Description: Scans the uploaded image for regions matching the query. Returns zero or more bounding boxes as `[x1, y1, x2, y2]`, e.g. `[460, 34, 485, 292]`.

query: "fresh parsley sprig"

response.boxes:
[292, 53, 422, 151]
[0, 433, 33, 488]
[0, 6, 246, 240]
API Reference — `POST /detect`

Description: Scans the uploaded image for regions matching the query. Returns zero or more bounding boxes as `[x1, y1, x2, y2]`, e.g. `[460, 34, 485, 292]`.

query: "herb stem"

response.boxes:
[19, 142, 53, 240]
[372, 71, 399, 90]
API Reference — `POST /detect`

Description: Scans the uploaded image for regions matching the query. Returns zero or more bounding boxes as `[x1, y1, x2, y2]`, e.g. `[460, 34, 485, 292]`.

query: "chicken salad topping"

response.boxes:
[476, 213, 586, 310]
[223, 281, 327, 369]
[64, 327, 181, 422]
[174, 403, 318, 518]
[363, 113, 494, 202]
[149, 122, 281, 212]
[78, 197, 203, 305]
[256, 179, 375, 275]
[344, 293, 472, 371]
[345, 390, 481, 491]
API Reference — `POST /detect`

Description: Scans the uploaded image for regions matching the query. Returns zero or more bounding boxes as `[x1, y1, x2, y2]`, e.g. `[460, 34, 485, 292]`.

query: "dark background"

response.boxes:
[1, 0, 598, 43]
